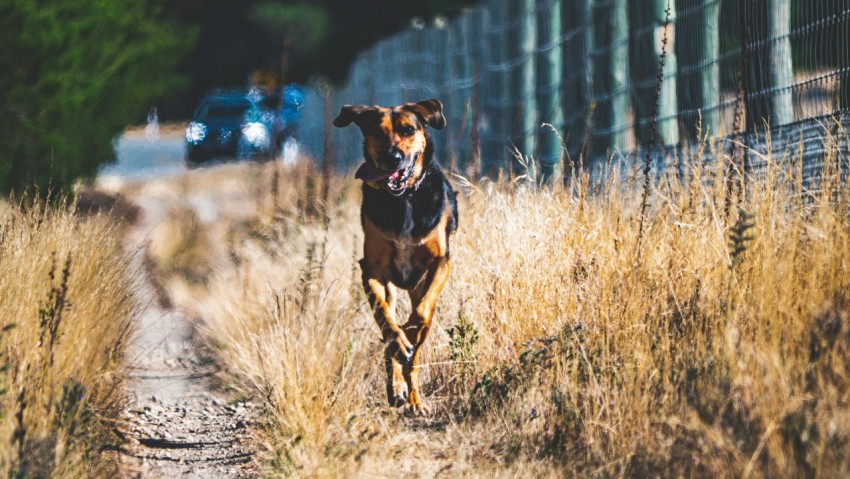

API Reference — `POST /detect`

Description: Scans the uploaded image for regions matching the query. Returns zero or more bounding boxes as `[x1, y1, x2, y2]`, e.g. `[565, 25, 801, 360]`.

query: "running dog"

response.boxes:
[334, 99, 458, 414]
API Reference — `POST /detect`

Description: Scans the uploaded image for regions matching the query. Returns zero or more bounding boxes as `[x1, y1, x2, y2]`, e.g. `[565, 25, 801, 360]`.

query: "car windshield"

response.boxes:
[203, 103, 250, 119]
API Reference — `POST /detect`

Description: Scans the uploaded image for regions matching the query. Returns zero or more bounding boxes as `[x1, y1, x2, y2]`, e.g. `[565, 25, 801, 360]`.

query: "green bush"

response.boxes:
[0, 0, 192, 194]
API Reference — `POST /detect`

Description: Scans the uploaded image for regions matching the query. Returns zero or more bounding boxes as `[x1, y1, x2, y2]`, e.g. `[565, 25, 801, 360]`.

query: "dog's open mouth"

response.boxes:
[355, 161, 415, 195]
[384, 163, 414, 195]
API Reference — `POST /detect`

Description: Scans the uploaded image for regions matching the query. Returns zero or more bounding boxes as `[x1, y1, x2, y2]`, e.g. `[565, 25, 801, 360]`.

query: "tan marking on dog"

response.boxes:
[403, 257, 452, 413]
[360, 108, 428, 174]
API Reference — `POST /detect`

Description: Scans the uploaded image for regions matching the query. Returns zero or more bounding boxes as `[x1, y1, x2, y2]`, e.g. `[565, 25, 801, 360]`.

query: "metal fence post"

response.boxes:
[630, 0, 678, 148]
[701, 0, 720, 135]
[509, 0, 537, 172]
[317, 0, 848, 182]
[677, 0, 720, 138]
[593, 0, 628, 158]
[536, 0, 564, 182]
[477, 4, 495, 176]
[838, 1, 850, 112]
[769, 0, 793, 126]
[455, 14, 474, 172]
[562, 0, 593, 174]
[468, 9, 483, 180]
[744, 0, 793, 129]
[489, 0, 511, 173]
[444, 20, 458, 171]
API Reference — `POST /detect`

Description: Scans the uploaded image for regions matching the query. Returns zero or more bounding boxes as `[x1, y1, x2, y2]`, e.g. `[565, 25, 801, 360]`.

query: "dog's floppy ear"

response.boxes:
[405, 99, 446, 130]
[333, 104, 371, 128]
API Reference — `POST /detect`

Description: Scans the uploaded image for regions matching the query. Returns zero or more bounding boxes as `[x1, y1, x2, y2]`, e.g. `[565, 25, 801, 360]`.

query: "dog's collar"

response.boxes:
[411, 169, 426, 191]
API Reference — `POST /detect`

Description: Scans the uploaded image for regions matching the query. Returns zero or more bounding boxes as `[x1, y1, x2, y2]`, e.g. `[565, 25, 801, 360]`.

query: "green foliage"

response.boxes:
[0, 0, 193, 194]
[728, 207, 756, 272]
[725, 207, 756, 318]
[446, 299, 479, 394]
[38, 254, 71, 369]
[470, 325, 586, 418]
[163, 0, 480, 115]
[250, 2, 331, 54]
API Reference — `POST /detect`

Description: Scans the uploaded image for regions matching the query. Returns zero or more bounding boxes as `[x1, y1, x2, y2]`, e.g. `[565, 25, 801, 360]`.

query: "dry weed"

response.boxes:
[145, 132, 849, 477]
[0, 196, 136, 477]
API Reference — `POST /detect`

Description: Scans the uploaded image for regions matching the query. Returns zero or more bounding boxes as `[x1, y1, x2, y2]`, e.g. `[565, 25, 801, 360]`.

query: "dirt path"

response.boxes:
[119, 194, 258, 478]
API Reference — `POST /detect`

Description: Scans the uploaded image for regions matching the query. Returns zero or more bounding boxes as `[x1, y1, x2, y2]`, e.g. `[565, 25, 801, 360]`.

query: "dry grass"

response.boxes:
[140, 130, 850, 477]
[0, 196, 136, 477]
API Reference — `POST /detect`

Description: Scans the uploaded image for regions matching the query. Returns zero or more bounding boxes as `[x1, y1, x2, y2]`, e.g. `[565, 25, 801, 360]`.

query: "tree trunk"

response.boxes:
[280, 35, 291, 87]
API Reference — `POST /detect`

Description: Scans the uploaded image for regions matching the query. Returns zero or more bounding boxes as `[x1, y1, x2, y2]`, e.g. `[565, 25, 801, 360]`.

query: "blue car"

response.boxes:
[185, 91, 275, 165]
[273, 84, 305, 148]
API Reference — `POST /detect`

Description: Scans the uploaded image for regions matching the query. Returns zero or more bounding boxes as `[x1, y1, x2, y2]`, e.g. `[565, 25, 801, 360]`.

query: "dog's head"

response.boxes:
[334, 99, 445, 196]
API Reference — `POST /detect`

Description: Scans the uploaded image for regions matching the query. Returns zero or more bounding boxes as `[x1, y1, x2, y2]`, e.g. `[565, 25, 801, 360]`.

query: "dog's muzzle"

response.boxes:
[384, 161, 415, 196]
[355, 155, 418, 196]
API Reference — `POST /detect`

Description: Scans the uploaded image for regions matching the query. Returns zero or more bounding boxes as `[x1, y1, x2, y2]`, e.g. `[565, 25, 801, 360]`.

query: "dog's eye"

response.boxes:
[399, 125, 415, 137]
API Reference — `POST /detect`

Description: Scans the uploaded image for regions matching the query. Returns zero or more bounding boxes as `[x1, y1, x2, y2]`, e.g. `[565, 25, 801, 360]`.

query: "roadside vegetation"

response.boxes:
[0, 196, 136, 477]
[137, 129, 850, 477]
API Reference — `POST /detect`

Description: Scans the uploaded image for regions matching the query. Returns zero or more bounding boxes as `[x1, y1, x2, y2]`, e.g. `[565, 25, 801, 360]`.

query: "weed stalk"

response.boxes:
[637, 0, 673, 246]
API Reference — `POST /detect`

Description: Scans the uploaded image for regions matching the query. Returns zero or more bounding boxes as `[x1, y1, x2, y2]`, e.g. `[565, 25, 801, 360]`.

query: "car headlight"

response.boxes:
[186, 122, 207, 144]
[242, 122, 270, 146]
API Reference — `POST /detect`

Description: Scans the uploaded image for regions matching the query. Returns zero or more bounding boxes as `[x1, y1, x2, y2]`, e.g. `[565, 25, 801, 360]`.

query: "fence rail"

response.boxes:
[297, 0, 850, 182]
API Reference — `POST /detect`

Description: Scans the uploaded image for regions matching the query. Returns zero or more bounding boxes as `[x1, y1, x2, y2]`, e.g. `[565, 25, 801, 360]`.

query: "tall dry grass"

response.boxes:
[0, 197, 136, 477]
[144, 131, 849, 477]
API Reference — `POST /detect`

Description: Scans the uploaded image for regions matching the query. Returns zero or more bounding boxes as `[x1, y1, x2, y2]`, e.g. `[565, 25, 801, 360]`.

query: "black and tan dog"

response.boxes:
[334, 99, 457, 414]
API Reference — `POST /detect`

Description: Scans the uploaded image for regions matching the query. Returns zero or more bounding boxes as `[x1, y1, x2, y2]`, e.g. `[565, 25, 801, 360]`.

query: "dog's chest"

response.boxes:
[400, 199, 415, 238]
[391, 202, 422, 284]
[361, 180, 449, 289]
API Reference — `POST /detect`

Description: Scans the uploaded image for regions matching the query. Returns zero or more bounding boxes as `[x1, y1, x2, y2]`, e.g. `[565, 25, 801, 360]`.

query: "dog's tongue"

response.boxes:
[355, 162, 394, 182]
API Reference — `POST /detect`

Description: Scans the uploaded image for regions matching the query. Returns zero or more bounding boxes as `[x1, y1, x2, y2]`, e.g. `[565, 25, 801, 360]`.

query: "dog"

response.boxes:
[334, 99, 458, 414]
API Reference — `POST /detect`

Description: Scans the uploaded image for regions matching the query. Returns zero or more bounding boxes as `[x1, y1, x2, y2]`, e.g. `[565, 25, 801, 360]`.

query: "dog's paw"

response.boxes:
[388, 381, 409, 408]
[403, 390, 429, 416]
[404, 400, 430, 416]
[386, 332, 415, 363]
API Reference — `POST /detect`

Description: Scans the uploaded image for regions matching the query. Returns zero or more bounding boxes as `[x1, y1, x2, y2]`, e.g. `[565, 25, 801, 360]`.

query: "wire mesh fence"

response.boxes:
[297, 0, 850, 184]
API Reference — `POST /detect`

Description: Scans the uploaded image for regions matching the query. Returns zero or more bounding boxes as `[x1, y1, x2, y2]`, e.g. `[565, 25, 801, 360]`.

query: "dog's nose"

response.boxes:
[390, 148, 404, 165]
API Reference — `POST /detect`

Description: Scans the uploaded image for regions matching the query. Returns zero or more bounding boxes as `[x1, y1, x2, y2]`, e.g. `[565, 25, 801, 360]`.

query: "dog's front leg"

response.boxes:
[362, 275, 415, 362]
[360, 261, 415, 406]
[403, 256, 452, 414]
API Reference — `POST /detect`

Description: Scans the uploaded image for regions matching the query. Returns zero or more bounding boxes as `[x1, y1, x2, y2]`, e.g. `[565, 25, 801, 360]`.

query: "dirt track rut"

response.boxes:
[119, 194, 258, 478]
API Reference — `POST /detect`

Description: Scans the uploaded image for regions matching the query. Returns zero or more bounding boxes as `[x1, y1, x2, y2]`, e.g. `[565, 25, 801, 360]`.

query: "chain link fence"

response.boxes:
[297, 0, 850, 183]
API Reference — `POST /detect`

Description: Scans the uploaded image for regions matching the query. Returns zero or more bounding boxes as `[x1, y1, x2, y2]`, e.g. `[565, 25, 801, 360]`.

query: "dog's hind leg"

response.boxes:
[403, 257, 452, 414]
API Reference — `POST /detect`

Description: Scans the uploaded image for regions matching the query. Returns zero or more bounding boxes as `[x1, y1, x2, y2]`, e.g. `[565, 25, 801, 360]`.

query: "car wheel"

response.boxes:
[186, 147, 207, 167]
